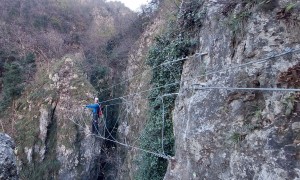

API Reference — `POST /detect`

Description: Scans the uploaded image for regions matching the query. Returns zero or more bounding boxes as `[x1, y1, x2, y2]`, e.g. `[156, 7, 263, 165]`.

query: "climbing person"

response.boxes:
[85, 97, 102, 134]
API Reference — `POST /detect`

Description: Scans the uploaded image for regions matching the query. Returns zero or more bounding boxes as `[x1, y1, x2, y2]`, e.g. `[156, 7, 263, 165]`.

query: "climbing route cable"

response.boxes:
[70, 105, 170, 159]
[101, 94, 179, 145]
[192, 86, 300, 92]
[99, 47, 300, 104]
[98, 53, 202, 94]
[73, 47, 300, 162]
[195, 47, 300, 78]
[85, 93, 182, 159]
[67, 114, 170, 159]
[99, 82, 180, 104]
[160, 96, 166, 155]
[93, 133, 170, 159]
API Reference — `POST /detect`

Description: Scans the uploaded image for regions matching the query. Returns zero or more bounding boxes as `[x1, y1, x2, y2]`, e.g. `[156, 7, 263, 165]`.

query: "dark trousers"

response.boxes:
[92, 114, 99, 134]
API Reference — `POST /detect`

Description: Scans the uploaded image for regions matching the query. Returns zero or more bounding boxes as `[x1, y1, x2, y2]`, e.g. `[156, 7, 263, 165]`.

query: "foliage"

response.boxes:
[136, 1, 205, 179]
[18, 106, 61, 179]
[33, 15, 49, 30]
[228, 11, 252, 36]
[177, 0, 206, 33]
[0, 52, 36, 111]
[90, 67, 108, 89]
[226, 0, 278, 37]
[230, 132, 243, 144]
[285, 3, 296, 12]
[0, 62, 23, 110]
[22, 53, 37, 81]
[254, 109, 262, 119]
[283, 94, 296, 116]
[15, 57, 98, 179]
[136, 31, 190, 180]
[138, 1, 159, 28]
[20, 159, 61, 180]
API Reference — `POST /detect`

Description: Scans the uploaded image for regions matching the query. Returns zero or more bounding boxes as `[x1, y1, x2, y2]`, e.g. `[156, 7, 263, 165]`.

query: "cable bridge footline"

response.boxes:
[70, 47, 300, 159]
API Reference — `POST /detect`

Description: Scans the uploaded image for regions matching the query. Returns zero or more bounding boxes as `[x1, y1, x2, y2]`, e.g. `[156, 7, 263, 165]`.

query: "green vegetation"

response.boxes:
[18, 104, 61, 179]
[226, 0, 278, 37]
[33, 15, 49, 30]
[0, 53, 36, 111]
[14, 57, 95, 179]
[90, 67, 108, 92]
[0, 0, 159, 179]
[228, 11, 251, 36]
[254, 109, 262, 119]
[33, 14, 69, 32]
[244, 123, 261, 132]
[20, 159, 61, 180]
[230, 132, 244, 144]
[285, 3, 296, 12]
[283, 94, 297, 116]
[135, 1, 205, 179]
[0, 62, 23, 110]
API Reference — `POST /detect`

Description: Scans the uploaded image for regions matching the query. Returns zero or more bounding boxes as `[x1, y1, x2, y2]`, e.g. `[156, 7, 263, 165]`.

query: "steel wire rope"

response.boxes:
[99, 82, 180, 104]
[96, 48, 300, 150]
[160, 96, 166, 155]
[195, 48, 300, 79]
[67, 115, 170, 159]
[126, 95, 169, 147]
[95, 103, 142, 149]
[98, 53, 202, 94]
[102, 105, 122, 142]
[109, 99, 128, 135]
[192, 86, 300, 92]
[98, 94, 179, 155]
[101, 103, 131, 143]
[106, 98, 134, 145]
[99, 47, 300, 104]
[104, 93, 180, 107]
[88, 122, 169, 159]
[103, 96, 164, 147]
[65, 48, 300, 160]
[104, 93, 179, 150]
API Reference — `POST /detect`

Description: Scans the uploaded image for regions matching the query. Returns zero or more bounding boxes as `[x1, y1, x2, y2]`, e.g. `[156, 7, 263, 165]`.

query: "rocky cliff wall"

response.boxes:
[116, 16, 165, 180]
[0, 133, 17, 180]
[11, 54, 102, 179]
[165, 0, 300, 179]
[115, 5, 175, 179]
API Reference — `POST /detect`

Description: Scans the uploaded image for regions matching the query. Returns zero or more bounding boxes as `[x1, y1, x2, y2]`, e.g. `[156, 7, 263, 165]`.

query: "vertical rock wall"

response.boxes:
[165, 0, 300, 179]
[0, 133, 17, 180]
[116, 21, 162, 180]
[14, 54, 102, 179]
[116, 8, 170, 179]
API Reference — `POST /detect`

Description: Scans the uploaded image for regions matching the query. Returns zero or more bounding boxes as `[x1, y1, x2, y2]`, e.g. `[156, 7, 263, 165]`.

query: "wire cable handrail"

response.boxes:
[99, 48, 300, 104]
[98, 53, 202, 94]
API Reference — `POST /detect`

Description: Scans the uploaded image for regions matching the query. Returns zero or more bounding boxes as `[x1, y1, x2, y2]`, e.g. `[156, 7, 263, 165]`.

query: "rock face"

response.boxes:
[0, 133, 17, 180]
[164, 1, 300, 180]
[14, 54, 102, 179]
[116, 7, 170, 179]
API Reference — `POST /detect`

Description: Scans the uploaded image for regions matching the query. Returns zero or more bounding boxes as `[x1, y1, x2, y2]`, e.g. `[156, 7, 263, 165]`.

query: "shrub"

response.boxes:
[0, 62, 23, 110]
[33, 15, 49, 30]
[136, 1, 205, 178]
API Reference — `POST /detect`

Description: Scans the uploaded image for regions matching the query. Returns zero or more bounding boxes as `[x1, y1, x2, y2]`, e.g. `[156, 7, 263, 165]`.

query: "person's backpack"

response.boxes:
[98, 104, 103, 116]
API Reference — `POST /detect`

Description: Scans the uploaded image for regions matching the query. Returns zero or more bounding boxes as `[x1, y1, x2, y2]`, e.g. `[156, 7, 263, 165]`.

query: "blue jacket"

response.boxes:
[86, 103, 100, 115]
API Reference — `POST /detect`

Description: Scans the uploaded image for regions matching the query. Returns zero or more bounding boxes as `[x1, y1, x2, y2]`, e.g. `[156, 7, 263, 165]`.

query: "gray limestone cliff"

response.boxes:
[13, 54, 102, 179]
[1, 0, 299, 179]
[116, 6, 171, 179]
[165, 0, 300, 179]
[0, 133, 17, 180]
